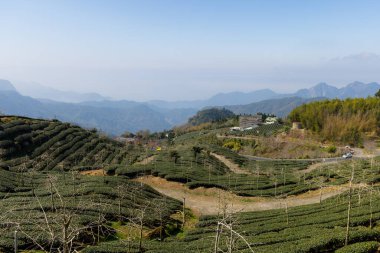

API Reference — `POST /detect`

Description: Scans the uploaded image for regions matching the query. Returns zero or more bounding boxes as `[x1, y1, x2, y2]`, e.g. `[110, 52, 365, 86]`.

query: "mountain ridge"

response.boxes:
[146, 81, 380, 109]
[1, 79, 379, 134]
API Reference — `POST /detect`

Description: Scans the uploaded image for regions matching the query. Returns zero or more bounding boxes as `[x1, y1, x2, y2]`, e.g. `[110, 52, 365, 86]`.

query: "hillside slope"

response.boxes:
[224, 97, 325, 117]
[0, 90, 173, 134]
[289, 97, 380, 145]
[0, 116, 142, 171]
[0, 116, 180, 252]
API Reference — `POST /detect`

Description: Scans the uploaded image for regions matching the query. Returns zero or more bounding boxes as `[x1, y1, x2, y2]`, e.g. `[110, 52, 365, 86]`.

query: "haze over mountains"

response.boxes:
[13, 81, 109, 103]
[1, 79, 379, 135]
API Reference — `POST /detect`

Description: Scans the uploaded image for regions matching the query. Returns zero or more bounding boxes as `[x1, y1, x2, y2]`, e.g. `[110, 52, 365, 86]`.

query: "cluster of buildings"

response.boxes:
[230, 114, 278, 132]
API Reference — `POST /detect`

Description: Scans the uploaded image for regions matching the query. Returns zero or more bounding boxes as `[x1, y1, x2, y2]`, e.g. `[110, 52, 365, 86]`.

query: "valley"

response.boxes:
[3, 1, 380, 252]
[1, 98, 380, 252]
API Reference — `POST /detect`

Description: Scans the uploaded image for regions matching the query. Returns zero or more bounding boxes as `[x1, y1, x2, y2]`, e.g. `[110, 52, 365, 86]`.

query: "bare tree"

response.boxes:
[213, 204, 254, 253]
[2, 173, 111, 253]
[152, 197, 169, 241]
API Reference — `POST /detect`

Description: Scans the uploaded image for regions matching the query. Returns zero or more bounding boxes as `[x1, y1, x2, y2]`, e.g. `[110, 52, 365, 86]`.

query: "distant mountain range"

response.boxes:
[13, 81, 109, 103]
[293, 81, 380, 99]
[0, 80, 196, 135]
[1, 79, 379, 134]
[147, 81, 380, 109]
[223, 97, 325, 118]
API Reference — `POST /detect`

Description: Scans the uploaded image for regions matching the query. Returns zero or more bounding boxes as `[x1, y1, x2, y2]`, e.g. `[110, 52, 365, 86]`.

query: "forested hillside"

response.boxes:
[188, 108, 235, 126]
[288, 97, 380, 145]
[224, 97, 325, 118]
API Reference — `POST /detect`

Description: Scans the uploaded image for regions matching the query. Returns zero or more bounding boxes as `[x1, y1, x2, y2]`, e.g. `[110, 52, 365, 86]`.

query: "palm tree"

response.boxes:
[192, 146, 202, 161]
[169, 150, 180, 164]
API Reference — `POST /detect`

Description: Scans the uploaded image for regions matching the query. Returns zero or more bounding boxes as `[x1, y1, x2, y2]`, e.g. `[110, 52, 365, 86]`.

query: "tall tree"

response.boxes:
[375, 89, 380, 98]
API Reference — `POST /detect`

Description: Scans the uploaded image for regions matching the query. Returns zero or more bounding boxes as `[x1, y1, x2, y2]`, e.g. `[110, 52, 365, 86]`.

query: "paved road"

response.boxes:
[242, 154, 347, 162]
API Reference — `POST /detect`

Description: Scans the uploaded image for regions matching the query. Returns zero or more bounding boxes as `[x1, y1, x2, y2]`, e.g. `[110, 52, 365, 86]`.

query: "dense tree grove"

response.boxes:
[288, 97, 380, 145]
[188, 108, 235, 126]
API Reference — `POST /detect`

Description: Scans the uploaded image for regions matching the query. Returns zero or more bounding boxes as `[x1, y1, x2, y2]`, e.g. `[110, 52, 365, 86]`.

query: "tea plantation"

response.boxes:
[1, 116, 380, 252]
[83, 188, 380, 253]
[116, 143, 380, 198]
[0, 116, 145, 172]
[0, 117, 181, 252]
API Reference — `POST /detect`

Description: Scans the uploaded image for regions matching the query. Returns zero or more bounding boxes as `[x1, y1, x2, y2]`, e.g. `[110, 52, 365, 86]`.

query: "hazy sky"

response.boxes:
[1, 0, 380, 101]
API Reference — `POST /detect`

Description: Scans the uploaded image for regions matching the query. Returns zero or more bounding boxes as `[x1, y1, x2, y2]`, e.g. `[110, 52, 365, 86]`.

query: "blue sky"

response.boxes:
[1, 0, 380, 101]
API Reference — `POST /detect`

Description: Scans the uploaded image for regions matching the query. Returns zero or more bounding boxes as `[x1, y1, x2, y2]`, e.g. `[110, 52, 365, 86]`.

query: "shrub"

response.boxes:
[335, 241, 379, 253]
[326, 145, 337, 153]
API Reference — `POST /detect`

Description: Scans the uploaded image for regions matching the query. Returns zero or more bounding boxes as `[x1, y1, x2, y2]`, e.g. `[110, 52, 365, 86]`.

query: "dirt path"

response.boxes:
[351, 148, 380, 158]
[299, 160, 340, 174]
[135, 155, 156, 165]
[134, 176, 350, 215]
[217, 134, 260, 141]
[80, 169, 106, 176]
[210, 152, 251, 175]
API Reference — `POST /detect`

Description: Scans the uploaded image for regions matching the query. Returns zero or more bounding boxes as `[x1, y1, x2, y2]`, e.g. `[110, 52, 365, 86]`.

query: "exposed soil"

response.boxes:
[299, 160, 340, 174]
[80, 169, 106, 176]
[351, 147, 380, 158]
[134, 176, 351, 215]
[210, 152, 251, 175]
[135, 155, 157, 165]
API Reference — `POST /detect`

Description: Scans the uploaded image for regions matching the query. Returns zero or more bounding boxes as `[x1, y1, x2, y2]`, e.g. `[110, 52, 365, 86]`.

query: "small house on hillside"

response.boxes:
[230, 126, 242, 132]
[239, 115, 262, 129]
[115, 137, 136, 144]
[264, 116, 278, 125]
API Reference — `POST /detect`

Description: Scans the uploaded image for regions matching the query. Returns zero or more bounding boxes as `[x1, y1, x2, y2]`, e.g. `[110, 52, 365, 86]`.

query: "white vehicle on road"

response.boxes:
[342, 152, 353, 159]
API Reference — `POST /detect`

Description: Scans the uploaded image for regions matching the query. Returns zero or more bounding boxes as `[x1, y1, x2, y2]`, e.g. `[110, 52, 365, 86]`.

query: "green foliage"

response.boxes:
[3, 116, 380, 252]
[375, 89, 380, 98]
[335, 241, 379, 253]
[169, 150, 180, 163]
[192, 146, 203, 159]
[188, 108, 235, 126]
[0, 116, 144, 171]
[326, 145, 337, 153]
[85, 188, 380, 253]
[0, 169, 181, 252]
[289, 97, 380, 145]
[222, 139, 242, 152]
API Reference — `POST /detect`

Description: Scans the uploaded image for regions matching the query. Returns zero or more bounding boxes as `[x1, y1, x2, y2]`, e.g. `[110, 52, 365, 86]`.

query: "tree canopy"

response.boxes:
[188, 108, 235, 126]
[375, 89, 380, 98]
[288, 97, 380, 145]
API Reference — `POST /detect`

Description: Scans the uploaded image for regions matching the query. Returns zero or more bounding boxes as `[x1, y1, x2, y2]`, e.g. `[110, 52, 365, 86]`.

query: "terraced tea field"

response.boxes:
[1, 116, 380, 252]
[0, 116, 146, 173]
[83, 187, 380, 253]
[0, 116, 181, 252]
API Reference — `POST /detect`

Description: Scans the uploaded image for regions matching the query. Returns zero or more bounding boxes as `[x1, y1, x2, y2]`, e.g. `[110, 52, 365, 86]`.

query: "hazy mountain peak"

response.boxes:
[314, 82, 331, 88]
[206, 89, 278, 106]
[0, 79, 16, 91]
[13, 81, 109, 103]
[295, 82, 338, 98]
[346, 81, 365, 88]
[339, 81, 380, 98]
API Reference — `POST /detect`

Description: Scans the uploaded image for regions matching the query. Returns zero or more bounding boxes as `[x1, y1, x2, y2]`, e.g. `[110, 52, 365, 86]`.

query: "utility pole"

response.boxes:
[182, 197, 186, 228]
[14, 229, 18, 253]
